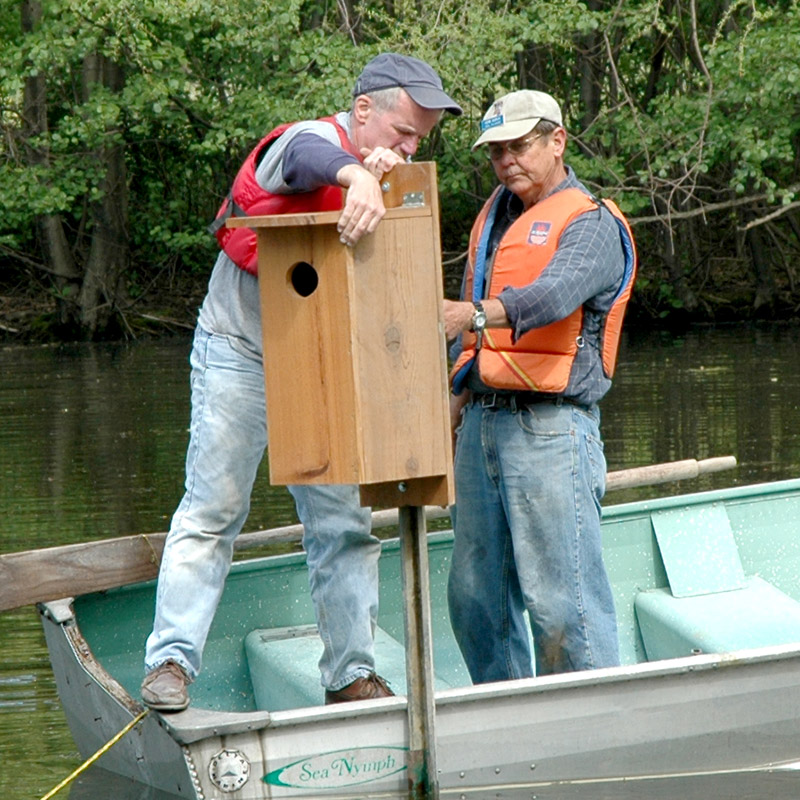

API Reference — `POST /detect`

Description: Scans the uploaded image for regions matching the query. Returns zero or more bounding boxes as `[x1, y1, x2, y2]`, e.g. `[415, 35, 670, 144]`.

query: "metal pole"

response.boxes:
[398, 504, 439, 800]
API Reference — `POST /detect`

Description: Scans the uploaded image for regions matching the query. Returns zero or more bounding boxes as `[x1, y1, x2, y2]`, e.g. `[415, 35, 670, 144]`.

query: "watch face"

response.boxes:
[473, 311, 487, 329]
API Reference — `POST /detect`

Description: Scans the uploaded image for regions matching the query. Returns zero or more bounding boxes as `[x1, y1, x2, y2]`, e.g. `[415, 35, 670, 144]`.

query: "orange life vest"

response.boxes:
[450, 186, 637, 394]
[208, 116, 360, 276]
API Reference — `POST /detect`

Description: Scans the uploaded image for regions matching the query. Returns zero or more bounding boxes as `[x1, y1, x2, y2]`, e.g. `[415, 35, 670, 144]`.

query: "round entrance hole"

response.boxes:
[288, 261, 319, 297]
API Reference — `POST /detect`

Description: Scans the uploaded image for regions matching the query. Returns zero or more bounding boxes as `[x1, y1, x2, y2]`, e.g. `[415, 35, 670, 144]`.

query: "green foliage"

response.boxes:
[1, 0, 799, 335]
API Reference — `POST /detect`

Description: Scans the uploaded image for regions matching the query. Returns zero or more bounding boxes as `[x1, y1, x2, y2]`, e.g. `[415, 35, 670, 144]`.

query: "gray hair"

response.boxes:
[368, 86, 405, 113]
[351, 86, 443, 122]
[351, 86, 404, 114]
[533, 118, 562, 137]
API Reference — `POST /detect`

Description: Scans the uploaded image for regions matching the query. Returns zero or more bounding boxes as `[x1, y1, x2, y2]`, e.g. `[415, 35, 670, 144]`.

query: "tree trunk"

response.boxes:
[21, 0, 81, 325]
[745, 217, 776, 313]
[517, 45, 549, 92]
[77, 53, 129, 337]
[576, 0, 604, 137]
[20, 2, 130, 338]
[655, 196, 698, 312]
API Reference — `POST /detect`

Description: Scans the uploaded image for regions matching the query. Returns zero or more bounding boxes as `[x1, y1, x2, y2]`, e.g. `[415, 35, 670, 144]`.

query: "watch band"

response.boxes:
[470, 301, 488, 349]
[470, 301, 486, 331]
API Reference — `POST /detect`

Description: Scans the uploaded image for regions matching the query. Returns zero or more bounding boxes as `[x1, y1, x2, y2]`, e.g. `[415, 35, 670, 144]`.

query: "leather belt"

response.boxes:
[471, 392, 588, 413]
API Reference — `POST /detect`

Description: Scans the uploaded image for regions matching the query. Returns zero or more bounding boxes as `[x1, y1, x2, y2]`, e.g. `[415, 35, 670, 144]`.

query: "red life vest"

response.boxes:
[450, 186, 637, 394]
[210, 116, 361, 276]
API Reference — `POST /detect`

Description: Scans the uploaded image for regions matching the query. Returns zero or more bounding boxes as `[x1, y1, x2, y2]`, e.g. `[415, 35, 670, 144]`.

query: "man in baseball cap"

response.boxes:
[142, 53, 462, 712]
[354, 52, 463, 116]
[444, 88, 638, 686]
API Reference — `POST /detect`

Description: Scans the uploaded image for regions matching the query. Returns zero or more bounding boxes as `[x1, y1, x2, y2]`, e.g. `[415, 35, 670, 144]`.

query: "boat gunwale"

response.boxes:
[600, 476, 800, 519]
[257, 640, 800, 728]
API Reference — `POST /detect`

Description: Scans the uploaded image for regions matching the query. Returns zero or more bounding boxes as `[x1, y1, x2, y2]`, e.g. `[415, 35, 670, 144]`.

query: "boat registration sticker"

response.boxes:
[264, 746, 407, 789]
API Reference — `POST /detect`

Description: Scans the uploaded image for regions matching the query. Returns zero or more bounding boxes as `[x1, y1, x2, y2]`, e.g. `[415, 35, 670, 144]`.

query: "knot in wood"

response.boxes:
[384, 325, 402, 353]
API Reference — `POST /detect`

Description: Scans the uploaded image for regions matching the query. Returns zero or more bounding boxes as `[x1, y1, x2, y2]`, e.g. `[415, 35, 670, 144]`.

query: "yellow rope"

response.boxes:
[39, 708, 150, 800]
[141, 533, 162, 568]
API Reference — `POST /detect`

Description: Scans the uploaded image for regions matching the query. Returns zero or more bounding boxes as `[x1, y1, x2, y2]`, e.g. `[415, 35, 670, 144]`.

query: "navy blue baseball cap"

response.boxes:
[353, 52, 462, 116]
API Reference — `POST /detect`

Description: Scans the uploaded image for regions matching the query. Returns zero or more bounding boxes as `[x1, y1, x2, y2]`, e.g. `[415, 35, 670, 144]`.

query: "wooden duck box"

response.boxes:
[228, 162, 453, 507]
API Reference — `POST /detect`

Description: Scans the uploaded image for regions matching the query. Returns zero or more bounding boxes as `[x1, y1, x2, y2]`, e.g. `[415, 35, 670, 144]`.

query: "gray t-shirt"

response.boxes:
[197, 111, 354, 358]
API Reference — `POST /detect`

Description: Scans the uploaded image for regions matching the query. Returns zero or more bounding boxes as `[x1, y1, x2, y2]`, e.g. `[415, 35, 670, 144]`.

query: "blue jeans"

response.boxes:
[144, 326, 380, 691]
[447, 399, 619, 683]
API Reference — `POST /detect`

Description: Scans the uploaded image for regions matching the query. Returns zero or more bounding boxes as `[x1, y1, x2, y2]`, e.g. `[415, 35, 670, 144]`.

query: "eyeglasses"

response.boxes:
[487, 132, 544, 161]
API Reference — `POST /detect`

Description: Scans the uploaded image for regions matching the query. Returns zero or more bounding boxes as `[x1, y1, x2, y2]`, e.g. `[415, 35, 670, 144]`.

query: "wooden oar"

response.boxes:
[605, 455, 737, 491]
[0, 456, 736, 613]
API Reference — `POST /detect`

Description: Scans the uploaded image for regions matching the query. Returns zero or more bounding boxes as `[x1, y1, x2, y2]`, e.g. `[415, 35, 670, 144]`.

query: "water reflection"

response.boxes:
[0, 608, 76, 799]
[0, 340, 299, 554]
[603, 324, 800, 503]
[0, 673, 36, 710]
[1, 323, 800, 800]
[67, 768, 182, 799]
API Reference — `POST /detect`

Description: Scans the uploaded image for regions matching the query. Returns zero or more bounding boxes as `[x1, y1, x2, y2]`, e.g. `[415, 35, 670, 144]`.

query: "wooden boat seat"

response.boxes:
[244, 624, 453, 711]
[635, 502, 800, 660]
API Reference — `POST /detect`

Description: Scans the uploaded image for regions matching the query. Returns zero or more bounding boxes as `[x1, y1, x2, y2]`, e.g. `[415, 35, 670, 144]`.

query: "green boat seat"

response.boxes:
[245, 624, 453, 711]
[636, 576, 800, 660]
[635, 502, 800, 660]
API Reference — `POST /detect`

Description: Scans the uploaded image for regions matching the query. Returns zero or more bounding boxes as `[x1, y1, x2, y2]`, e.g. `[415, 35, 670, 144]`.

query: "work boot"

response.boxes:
[141, 660, 192, 712]
[325, 673, 394, 704]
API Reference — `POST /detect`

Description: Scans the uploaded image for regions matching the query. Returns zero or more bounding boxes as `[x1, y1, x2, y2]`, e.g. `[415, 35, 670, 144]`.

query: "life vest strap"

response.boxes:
[207, 192, 248, 235]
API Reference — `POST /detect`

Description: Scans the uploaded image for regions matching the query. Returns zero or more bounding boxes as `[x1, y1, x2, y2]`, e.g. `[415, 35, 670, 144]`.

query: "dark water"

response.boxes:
[1, 323, 799, 800]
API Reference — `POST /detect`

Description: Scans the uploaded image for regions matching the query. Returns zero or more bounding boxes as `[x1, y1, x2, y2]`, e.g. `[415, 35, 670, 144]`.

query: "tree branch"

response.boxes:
[629, 184, 800, 226]
[738, 200, 800, 232]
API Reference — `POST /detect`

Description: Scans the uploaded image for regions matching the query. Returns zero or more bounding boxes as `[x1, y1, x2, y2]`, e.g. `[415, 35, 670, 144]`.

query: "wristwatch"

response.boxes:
[471, 301, 487, 348]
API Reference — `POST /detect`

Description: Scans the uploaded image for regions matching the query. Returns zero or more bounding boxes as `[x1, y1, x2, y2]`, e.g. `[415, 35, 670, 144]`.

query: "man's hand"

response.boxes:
[361, 146, 406, 178]
[443, 298, 510, 340]
[450, 390, 470, 455]
[335, 149, 406, 247]
[335, 164, 385, 246]
[443, 299, 475, 341]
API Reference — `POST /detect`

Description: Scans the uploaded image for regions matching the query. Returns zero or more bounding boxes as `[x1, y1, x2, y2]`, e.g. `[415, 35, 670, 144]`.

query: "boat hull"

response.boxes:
[41, 609, 800, 798]
[39, 478, 800, 797]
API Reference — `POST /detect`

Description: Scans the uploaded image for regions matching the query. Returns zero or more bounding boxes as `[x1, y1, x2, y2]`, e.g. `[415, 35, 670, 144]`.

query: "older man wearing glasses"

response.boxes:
[443, 90, 637, 684]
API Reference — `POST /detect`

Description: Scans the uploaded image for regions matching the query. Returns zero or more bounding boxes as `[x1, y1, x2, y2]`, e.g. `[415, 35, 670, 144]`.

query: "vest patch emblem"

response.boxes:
[528, 221, 552, 246]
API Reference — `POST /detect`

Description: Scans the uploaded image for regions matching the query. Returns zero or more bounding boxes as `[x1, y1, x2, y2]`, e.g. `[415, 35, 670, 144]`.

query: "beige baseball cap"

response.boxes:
[472, 90, 563, 149]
